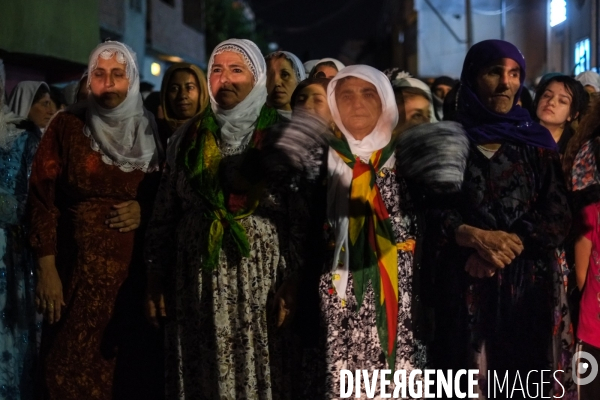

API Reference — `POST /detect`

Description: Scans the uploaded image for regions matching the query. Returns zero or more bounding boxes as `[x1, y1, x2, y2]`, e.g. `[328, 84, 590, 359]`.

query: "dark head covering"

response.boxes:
[456, 39, 557, 151]
[432, 76, 457, 90]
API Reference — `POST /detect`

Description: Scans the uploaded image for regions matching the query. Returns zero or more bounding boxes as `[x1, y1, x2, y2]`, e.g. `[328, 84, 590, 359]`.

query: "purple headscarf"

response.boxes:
[456, 40, 557, 151]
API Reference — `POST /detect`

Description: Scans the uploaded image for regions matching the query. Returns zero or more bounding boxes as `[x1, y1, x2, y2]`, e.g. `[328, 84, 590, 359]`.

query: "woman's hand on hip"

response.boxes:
[106, 200, 141, 232]
[35, 255, 65, 324]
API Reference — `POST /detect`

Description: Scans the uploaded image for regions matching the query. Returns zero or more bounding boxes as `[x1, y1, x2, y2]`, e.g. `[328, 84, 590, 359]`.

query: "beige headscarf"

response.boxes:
[160, 62, 209, 133]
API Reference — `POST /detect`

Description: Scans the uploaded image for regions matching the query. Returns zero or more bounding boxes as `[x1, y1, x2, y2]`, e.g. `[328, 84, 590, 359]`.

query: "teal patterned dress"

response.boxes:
[0, 123, 42, 400]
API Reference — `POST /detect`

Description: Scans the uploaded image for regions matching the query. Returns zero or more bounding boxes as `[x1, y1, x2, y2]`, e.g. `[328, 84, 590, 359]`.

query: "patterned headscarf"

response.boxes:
[207, 38, 267, 147]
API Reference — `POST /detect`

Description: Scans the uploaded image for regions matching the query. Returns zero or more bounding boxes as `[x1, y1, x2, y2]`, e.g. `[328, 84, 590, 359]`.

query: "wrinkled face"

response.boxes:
[209, 51, 254, 110]
[266, 57, 298, 111]
[403, 94, 431, 126]
[314, 65, 338, 79]
[475, 57, 521, 114]
[167, 70, 201, 119]
[90, 54, 130, 109]
[536, 81, 574, 129]
[293, 84, 331, 122]
[28, 93, 54, 129]
[433, 84, 452, 100]
[335, 77, 382, 140]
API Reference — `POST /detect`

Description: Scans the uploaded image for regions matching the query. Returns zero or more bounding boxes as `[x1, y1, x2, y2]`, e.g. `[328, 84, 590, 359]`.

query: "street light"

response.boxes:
[550, 0, 567, 27]
[151, 62, 161, 76]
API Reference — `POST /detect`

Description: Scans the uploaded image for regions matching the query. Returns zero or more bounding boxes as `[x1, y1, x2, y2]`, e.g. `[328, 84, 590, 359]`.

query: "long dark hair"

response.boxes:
[533, 75, 587, 127]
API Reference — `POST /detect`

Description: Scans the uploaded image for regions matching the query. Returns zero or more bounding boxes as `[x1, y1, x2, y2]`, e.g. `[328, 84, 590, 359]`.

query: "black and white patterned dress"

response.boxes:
[145, 138, 306, 400]
[318, 168, 428, 399]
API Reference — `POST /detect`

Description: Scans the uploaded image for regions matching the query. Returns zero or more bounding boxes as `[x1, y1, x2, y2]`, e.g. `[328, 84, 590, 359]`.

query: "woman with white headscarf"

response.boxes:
[308, 57, 345, 79]
[0, 62, 41, 400]
[265, 50, 306, 120]
[309, 65, 431, 397]
[28, 41, 164, 399]
[145, 38, 306, 399]
[9, 81, 54, 134]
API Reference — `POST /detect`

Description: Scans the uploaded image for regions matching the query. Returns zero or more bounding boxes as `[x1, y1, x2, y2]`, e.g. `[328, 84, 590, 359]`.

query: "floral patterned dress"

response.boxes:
[0, 125, 41, 400]
[314, 169, 428, 399]
[145, 127, 307, 399]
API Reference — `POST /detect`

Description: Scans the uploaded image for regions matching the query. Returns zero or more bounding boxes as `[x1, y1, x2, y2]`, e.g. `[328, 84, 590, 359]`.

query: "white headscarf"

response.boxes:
[392, 76, 439, 123]
[312, 58, 346, 75]
[266, 51, 306, 120]
[207, 38, 267, 147]
[576, 70, 600, 92]
[0, 61, 26, 150]
[326, 65, 398, 301]
[266, 51, 306, 82]
[8, 81, 50, 119]
[303, 59, 320, 76]
[81, 41, 161, 173]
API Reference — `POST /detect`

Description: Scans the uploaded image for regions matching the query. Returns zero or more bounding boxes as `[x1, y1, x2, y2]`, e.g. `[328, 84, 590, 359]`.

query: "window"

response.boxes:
[550, 0, 567, 27]
[575, 38, 591, 75]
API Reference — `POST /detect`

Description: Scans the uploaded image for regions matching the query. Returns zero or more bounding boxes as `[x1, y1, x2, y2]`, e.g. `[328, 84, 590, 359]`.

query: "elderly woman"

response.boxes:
[145, 38, 305, 399]
[265, 51, 306, 120]
[157, 62, 209, 147]
[0, 63, 41, 400]
[28, 41, 163, 399]
[310, 65, 429, 396]
[435, 40, 572, 396]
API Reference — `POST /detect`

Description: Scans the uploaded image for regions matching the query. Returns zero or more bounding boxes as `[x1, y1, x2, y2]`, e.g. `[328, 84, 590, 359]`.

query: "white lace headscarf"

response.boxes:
[82, 41, 161, 173]
[326, 65, 398, 301]
[1, 61, 27, 150]
[207, 39, 267, 147]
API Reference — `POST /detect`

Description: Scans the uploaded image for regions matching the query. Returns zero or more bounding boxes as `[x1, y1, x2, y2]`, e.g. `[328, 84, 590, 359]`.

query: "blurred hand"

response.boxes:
[105, 200, 141, 233]
[35, 255, 65, 324]
[145, 274, 166, 328]
[273, 278, 298, 328]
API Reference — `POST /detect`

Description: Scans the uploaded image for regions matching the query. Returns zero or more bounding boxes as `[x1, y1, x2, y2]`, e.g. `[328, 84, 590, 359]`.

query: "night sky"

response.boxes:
[250, 0, 386, 62]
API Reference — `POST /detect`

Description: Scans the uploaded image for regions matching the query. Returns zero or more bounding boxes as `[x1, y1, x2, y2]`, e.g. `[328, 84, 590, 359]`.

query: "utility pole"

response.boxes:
[466, 0, 473, 50]
[500, 0, 506, 40]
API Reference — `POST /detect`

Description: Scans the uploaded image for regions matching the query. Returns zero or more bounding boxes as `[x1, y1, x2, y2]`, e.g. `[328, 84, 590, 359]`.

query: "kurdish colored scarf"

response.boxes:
[178, 105, 279, 269]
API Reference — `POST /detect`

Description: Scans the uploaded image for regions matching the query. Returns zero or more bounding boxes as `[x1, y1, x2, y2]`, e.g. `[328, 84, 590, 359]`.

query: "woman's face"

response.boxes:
[167, 70, 201, 119]
[293, 84, 331, 122]
[314, 64, 338, 79]
[28, 93, 54, 129]
[403, 94, 431, 126]
[335, 77, 382, 140]
[536, 81, 573, 128]
[209, 51, 254, 110]
[266, 57, 298, 111]
[90, 54, 130, 109]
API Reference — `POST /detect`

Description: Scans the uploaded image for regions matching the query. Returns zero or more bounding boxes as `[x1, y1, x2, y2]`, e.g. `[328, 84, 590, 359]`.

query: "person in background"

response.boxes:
[392, 76, 438, 128]
[157, 62, 208, 147]
[0, 59, 41, 400]
[534, 75, 588, 155]
[266, 51, 306, 120]
[517, 86, 535, 118]
[9, 81, 54, 134]
[308, 58, 345, 79]
[576, 70, 600, 95]
[28, 40, 164, 399]
[567, 95, 600, 399]
[434, 39, 573, 397]
[431, 75, 457, 120]
[303, 59, 319, 76]
[290, 77, 332, 124]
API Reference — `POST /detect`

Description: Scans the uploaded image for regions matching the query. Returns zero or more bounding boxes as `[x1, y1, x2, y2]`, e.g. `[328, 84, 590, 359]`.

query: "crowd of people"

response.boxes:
[1, 35, 600, 399]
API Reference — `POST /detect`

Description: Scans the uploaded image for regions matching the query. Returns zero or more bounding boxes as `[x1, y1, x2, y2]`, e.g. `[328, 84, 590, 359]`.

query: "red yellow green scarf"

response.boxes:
[329, 134, 400, 368]
[178, 105, 279, 269]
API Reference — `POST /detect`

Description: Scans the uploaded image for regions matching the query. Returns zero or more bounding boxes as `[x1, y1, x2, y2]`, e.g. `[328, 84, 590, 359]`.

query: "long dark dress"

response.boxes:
[27, 112, 163, 400]
[434, 143, 572, 397]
